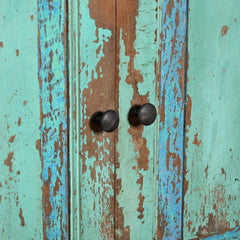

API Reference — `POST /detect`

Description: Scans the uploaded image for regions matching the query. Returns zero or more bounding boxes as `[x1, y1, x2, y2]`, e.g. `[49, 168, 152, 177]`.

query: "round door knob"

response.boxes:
[128, 103, 157, 126]
[91, 110, 119, 132]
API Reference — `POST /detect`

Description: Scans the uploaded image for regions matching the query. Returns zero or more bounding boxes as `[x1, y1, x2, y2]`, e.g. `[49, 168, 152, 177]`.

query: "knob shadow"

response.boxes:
[90, 112, 104, 133]
[128, 105, 141, 127]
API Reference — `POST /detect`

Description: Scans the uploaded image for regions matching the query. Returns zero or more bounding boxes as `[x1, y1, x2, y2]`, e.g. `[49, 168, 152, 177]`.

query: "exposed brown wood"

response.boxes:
[80, 0, 116, 238]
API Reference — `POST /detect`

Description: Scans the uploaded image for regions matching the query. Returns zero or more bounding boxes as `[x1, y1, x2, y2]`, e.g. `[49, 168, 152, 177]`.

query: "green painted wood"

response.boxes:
[69, 0, 188, 239]
[115, 1, 161, 239]
[184, 1, 240, 239]
[0, 1, 43, 239]
[0, 0, 68, 239]
[68, 0, 81, 239]
[69, 0, 116, 239]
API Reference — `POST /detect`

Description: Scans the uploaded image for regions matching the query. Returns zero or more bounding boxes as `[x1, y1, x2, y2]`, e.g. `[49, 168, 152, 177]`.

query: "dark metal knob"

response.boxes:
[91, 110, 119, 132]
[128, 103, 157, 126]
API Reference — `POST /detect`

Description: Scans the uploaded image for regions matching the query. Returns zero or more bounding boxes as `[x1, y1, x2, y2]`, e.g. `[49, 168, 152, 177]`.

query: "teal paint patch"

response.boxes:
[184, 1, 240, 239]
[0, 1, 43, 239]
[38, 0, 68, 239]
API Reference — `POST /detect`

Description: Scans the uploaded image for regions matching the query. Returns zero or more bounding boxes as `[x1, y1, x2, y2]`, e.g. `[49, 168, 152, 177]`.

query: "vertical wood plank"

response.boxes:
[69, 0, 116, 239]
[115, 1, 161, 239]
[38, 0, 69, 239]
[184, 1, 240, 239]
[0, 1, 43, 239]
[158, 0, 187, 239]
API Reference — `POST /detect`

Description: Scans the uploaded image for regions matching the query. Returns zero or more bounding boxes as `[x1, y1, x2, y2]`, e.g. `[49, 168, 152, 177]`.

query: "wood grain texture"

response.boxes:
[115, 0, 161, 239]
[184, 1, 240, 239]
[158, 0, 187, 239]
[38, 0, 69, 239]
[0, 1, 43, 239]
[69, 0, 116, 239]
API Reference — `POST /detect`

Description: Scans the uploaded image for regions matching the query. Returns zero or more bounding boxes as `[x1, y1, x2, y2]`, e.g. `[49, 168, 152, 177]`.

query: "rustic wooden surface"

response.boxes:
[69, 0, 188, 239]
[158, 0, 187, 239]
[3, 0, 239, 239]
[0, 0, 69, 239]
[198, 226, 240, 240]
[0, 1, 43, 238]
[115, 0, 161, 239]
[69, 0, 116, 239]
[38, 0, 69, 239]
[184, 1, 240, 239]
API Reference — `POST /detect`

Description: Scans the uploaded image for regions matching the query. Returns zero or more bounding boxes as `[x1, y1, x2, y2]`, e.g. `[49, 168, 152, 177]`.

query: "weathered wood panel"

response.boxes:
[38, 0, 69, 239]
[158, 0, 187, 239]
[0, 0, 68, 239]
[0, 1, 43, 239]
[115, 0, 161, 239]
[69, 0, 116, 239]
[69, 0, 188, 239]
[184, 1, 240, 239]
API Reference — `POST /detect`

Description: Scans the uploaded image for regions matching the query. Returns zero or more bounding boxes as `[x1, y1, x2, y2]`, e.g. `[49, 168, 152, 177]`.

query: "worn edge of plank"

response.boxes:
[158, 0, 188, 239]
[38, 0, 69, 239]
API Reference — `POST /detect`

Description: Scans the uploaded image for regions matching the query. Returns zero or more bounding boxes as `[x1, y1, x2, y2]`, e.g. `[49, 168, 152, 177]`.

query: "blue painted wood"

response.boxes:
[158, 0, 188, 239]
[38, 0, 69, 239]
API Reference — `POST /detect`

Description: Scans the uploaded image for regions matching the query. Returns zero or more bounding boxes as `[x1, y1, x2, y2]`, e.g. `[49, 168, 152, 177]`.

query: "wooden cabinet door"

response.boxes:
[2, 0, 239, 240]
[183, 1, 240, 239]
[69, 0, 187, 239]
[0, 1, 68, 239]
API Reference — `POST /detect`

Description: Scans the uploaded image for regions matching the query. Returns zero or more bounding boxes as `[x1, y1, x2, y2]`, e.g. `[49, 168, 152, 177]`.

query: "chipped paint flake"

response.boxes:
[221, 25, 229, 36]
[4, 152, 14, 173]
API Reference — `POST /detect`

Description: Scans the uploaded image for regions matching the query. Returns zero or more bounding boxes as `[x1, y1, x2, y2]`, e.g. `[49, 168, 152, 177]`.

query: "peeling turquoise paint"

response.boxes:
[116, 0, 161, 238]
[38, 0, 68, 239]
[158, 0, 187, 239]
[76, 0, 115, 239]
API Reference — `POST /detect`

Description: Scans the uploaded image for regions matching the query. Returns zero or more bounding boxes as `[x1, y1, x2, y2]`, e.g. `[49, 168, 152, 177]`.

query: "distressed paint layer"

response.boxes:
[38, 0, 69, 239]
[158, 0, 187, 239]
[69, 0, 116, 239]
[0, 1, 43, 239]
[198, 226, 240, 240]
[116, 1, 161, 239]
[184, 1, 240, 239]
